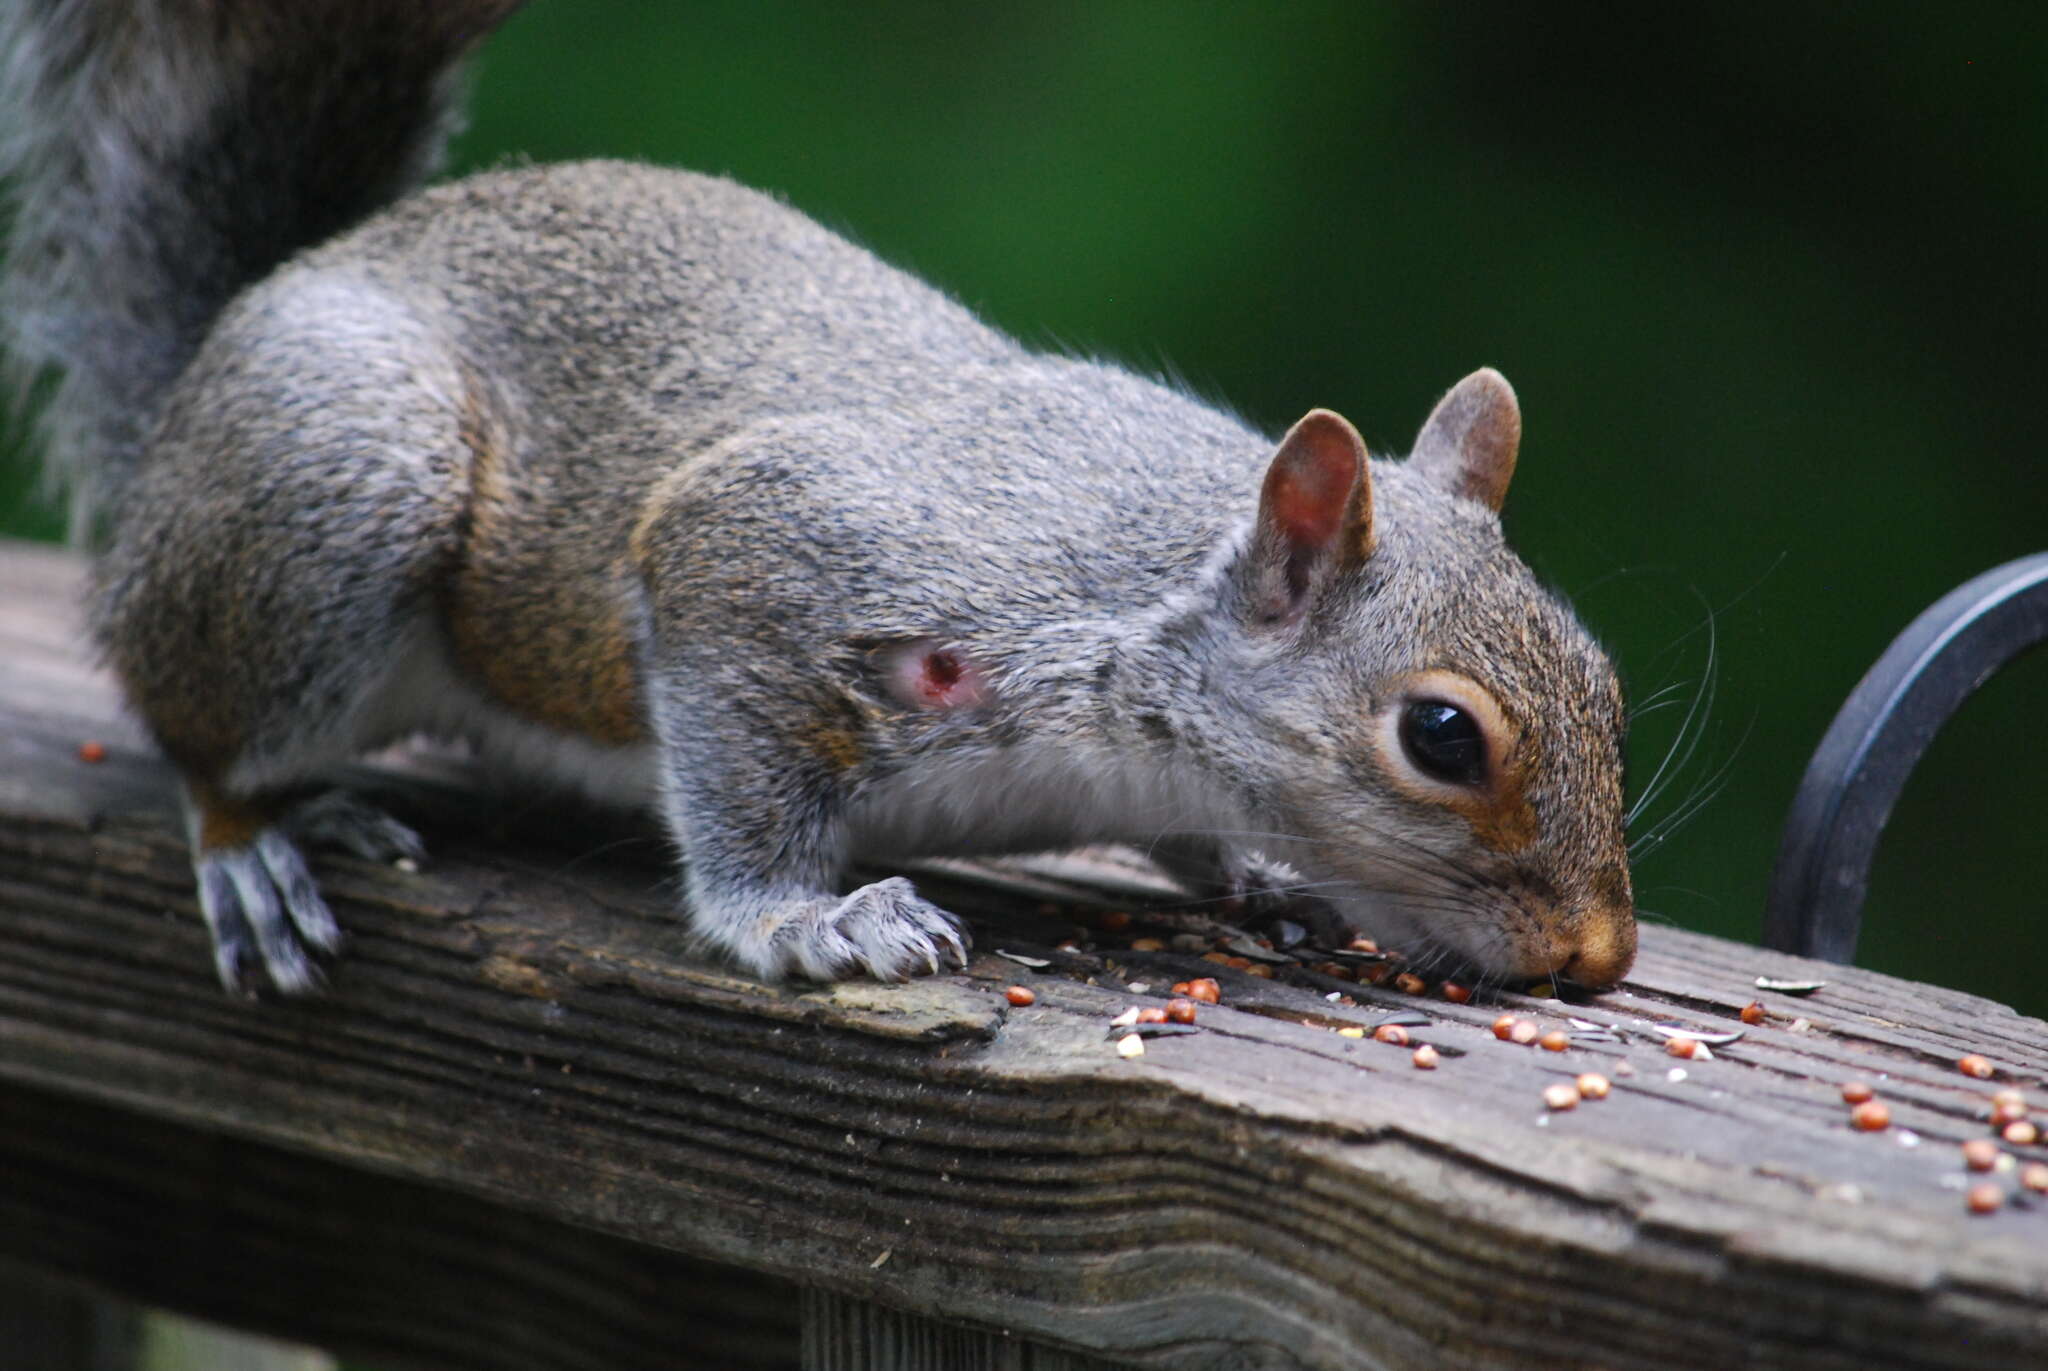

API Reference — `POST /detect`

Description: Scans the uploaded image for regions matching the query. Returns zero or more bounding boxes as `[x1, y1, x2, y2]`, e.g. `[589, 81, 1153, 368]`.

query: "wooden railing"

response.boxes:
[3, 539, 2046, 1370]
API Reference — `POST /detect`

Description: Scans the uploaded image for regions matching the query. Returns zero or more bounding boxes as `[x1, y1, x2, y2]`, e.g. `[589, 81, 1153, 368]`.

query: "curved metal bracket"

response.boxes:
[1764, 552, 2048, 962]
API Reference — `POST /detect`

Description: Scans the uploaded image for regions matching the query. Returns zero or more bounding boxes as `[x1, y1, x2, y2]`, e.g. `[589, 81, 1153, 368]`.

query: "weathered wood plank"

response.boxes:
[4, 538, 2048, 1370]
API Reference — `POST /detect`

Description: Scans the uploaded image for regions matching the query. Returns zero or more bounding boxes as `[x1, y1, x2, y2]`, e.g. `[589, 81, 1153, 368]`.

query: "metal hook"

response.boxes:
[1764, 553, 2048, 962]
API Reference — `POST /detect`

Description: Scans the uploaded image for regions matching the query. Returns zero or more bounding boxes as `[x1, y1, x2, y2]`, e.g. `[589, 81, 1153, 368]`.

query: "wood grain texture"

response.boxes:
[3, 539, 2048, 1371]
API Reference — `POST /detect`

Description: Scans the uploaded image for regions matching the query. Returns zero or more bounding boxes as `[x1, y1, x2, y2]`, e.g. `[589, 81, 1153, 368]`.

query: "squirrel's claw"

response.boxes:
[746, 877, 972, 983]
[195, 831, 336, 997]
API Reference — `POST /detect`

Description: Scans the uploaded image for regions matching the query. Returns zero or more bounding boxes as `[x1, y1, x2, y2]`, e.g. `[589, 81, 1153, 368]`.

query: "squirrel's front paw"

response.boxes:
[738, 877, 971, 983]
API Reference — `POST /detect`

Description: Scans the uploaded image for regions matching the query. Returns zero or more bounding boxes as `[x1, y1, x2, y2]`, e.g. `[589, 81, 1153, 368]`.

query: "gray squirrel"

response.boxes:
[0, 0, 1635, 996]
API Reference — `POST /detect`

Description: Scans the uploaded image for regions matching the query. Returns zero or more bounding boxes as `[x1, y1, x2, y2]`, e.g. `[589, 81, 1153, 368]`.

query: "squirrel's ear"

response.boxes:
[1409, 368, 1521, 512]
[1245, 409, 1373, 625]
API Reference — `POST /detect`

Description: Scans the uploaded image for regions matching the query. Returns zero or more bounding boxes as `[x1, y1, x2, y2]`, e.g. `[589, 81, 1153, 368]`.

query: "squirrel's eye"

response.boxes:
[1399, 700, 1487, 786]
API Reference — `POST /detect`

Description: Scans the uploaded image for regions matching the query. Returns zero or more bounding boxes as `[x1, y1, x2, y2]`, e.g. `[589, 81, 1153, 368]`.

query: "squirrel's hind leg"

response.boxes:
[187, 786, 425, 996]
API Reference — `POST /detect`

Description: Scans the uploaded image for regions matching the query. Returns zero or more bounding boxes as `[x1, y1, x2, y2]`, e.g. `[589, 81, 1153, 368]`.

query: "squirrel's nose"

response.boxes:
[1557, 906, 1638, 991]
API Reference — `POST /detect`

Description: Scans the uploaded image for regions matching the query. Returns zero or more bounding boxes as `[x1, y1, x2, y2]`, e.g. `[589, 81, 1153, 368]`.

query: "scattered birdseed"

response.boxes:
[1539, 1030, 1570, 1053]
[1575, 1073, 1611, 1100]
[1958, 1054, 1995, 1080]
[1542, 1083, 1580, 1111]
[1337, 1026, 1366, 1039]
[1963, 1139, 2001, 1172]
[1492, 1016, 1519, 1041]
[1840, 1081, 1875, 1105]
[1178, 978, 1222, 1004]
[1509, 1020, 1540, 1046]
[2002, 1120, 2039, 1146]
[1115, 1034, 1144, 1059]
[1739, 1001, 1766, 1025]
[1003, 985, 1036, 1007]
[1394, 973, 1427, 995]
[1110, 1007, 1141, 1028]
[1754, 977, 1826, 995]
[1649, 1025, 1746, 1047]
[1134, 1007, 1168, 1024]
[1850, 1100, 1891, 1132]
[1966, 1182, 2004, 1215]
[1665, 1036, 1700, 1060]
[76, 740, 106, 764]
[1165, 998, 1198, 1025]
[1412, 1044, 1440, 1070]
[1441, 982, 1473, 1004]
[2022, 1163, 2048, 1194]
[1373, 1024, 1410, 1046]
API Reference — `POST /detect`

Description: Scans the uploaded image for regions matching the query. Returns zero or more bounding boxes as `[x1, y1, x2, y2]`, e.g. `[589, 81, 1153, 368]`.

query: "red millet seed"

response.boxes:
[1962, 1139, 2001, 1172]
[1373, 1024, 1410, 1046]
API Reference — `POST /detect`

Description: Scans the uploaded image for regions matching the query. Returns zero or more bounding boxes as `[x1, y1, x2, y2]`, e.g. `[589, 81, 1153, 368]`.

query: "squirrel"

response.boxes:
[0, 0, 1635, 997]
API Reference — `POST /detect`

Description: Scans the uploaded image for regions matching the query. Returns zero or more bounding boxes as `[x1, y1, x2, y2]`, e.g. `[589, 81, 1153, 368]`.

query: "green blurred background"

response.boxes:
[4, 2, 2042, 1015]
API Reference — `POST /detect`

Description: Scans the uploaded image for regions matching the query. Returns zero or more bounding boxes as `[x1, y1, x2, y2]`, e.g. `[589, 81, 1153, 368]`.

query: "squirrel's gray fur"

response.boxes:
[1, 0, 1636, 996]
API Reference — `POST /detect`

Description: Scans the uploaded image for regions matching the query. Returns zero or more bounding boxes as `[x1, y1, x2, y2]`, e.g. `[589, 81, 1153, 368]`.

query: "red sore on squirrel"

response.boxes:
[881, 640, 992, 711]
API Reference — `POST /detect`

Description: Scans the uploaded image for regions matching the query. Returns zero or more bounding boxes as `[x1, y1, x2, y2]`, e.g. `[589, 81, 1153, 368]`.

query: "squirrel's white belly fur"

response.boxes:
[846, 741, 1250, 865]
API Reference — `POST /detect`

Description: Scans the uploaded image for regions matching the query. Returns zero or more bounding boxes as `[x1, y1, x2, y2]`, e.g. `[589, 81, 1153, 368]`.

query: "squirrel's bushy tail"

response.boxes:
[0, 0, 522, 538]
